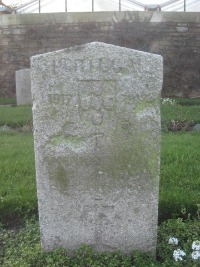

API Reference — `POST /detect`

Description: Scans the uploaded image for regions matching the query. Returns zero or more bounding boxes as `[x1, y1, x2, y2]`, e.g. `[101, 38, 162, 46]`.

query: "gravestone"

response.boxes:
[16, 69, 32, 106]
[31, 42, 163, 255]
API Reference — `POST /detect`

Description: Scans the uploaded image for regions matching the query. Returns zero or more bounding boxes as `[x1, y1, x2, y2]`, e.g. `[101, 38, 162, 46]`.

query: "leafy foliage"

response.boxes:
[1, 215, 199, 266]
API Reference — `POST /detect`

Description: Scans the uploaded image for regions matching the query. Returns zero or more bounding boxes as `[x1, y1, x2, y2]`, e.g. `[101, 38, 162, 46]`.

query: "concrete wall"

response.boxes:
[1, 11, 200, 98]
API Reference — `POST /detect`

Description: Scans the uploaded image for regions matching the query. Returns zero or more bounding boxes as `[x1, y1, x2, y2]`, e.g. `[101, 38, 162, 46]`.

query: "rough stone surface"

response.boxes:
[192, 123, 200, 132]
[16, 69, 32, 106]
[31, 42, 163, 255]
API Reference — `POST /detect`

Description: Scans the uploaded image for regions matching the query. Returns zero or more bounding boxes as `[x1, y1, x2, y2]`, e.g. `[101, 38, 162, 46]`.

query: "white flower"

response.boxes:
[173, 249, 186, 262]
[192, 240, 200, 251]
[169, 237, 179, 245]
[161, 98, 176, 106]
[191, 251, 200, 260]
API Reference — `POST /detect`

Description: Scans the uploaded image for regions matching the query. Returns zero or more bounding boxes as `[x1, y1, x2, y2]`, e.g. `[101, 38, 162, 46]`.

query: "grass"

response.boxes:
[0, 98, 16, 105]
[160, 132, 200, 221]
[0, 106, 32, 127]
[161, 104, 200, 124]
[176, 98, 200, 106]
[0, 131, 36, 225]
[0, 98, 199, 266]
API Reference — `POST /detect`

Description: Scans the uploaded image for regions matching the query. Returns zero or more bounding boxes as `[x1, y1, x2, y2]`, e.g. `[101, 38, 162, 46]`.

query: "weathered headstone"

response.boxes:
[31, 42, 163, 255]
[16, 69, 32, 106]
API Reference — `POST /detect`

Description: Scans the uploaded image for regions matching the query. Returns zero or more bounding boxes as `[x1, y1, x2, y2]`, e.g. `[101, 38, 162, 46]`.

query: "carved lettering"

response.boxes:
[75, 59, 91, 73]
[48, 94, 73, 106]
[47, 78, 142, 126]
[41, 57, 138, 80]
[78, 80, 117, 125]
[51, 59, 74, 74]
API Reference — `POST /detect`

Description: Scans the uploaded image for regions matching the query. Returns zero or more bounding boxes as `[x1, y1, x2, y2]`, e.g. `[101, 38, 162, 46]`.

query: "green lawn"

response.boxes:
[0, 98, 16, 105]
[176, 98, 200, 106]
[0, 106, 32, 127]
[160, 132, 200, 221]
[161, 104, 200, 124]
[0, 132, 36, 224]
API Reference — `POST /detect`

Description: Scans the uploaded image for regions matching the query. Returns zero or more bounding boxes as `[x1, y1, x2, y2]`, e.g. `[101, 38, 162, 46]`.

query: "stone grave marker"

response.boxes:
[16, 69, 32, 106]
[31, 42, 163, 254]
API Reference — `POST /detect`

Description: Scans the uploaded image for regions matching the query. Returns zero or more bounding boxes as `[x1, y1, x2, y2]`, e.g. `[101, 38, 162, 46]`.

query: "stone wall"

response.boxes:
[1, 11, 200, 98]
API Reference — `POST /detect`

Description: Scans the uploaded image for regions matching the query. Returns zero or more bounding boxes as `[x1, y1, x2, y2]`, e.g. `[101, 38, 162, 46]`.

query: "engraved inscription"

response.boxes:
[47, 80, 118, 125]
[41, 57, 142, 80]
[78, 80, 117, 125]
[51, 58, 74, 74]
[48, 93, 73, 106]
[75, 58, 135, 79]
[47, 79, 144, 123]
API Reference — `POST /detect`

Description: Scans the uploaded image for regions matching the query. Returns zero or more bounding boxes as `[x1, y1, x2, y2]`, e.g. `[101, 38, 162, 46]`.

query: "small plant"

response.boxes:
[158, 205, 200, 266]
[168, 119, 194, 132]
[161, 98, 176, 106]
[161, 98, 200, 132]
[173, 248, 186, 262]
[170, 238, 200, 262]
[168, 237, 179, 245]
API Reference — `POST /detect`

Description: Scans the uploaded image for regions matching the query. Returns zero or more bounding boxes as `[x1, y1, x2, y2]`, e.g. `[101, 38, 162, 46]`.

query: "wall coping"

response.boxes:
[1, 11, 200, 26]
